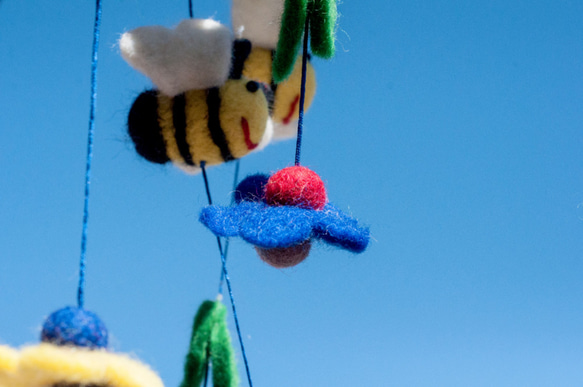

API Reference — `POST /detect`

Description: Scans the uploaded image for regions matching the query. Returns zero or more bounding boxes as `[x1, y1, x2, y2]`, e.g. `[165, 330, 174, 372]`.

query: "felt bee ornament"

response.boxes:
[232, 0, 317, 140]
[200, 166, 370, 268]
[120, 19, 273, 174]
[0, 307, 164, 387]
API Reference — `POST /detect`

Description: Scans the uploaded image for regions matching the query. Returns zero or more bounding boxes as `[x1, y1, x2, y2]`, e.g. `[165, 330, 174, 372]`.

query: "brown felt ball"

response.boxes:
[255, 241, 312, 268]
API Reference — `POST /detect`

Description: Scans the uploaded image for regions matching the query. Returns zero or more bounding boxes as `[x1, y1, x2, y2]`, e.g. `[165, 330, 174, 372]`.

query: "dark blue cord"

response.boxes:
[200, 161, 254, 387]
[218, 159, 241, 295]
[188, 0, 194, 18]
[203, 358, 210, 387]
[77, 0, 102, 310]
[294, 16, 310, 166]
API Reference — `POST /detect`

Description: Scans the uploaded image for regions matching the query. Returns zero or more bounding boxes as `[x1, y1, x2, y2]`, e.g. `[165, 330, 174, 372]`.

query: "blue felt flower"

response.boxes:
[199, 201, 369, 253]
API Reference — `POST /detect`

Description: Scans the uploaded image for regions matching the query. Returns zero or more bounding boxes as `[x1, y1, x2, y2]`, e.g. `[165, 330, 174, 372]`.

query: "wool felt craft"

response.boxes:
[41, 306, 108, 349]
[230, 0, 319, 141]
[124, 33, 274, 174]
[256, 240, 312, 268]
[232, 0, 284, 49]
[0, 345, 19, 387]
[180, 301, 238, 387]
[239, 45, 317, 141]
[1, 307, 163, 387]
[272, 0, 337, 82]
[120, 19, 232, 97]
[264, 166, 327, 209]
[200, 167, 370, 267]
[5, 343, 164, 387]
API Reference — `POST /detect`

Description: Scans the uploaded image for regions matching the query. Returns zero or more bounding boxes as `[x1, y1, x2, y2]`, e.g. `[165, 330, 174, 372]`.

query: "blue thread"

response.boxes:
[201, 161, 254, 387]
[188, 0, 194, 18]
[294, 16, 310, 166]
[78, 0, 102, 310]
[203, 356, 210, 387]
[218, 160, 241, 295]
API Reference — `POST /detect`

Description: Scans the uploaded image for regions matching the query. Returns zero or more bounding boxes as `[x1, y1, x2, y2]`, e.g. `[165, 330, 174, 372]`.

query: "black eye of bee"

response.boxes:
[246, 81, 259, 93]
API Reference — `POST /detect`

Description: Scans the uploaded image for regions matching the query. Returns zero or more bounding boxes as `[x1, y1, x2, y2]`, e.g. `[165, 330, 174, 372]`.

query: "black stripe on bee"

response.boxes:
[231, 39, 252, 80]
[128, 89, 170, 164]
[206, 87, 235, 162]
[172, 93, 195, 166]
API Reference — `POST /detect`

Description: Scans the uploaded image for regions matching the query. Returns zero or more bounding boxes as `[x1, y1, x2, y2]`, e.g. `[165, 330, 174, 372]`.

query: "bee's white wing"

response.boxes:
[120, 19, 232, 96]
[232, 0, 284, 49]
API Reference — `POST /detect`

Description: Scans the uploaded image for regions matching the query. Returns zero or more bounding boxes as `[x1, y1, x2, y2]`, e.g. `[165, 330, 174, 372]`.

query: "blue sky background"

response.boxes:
[1, 1, 583, 386]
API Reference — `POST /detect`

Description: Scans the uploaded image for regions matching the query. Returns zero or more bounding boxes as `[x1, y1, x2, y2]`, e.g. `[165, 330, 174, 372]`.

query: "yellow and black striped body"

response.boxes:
[241, 44, 316, 126]
[128, 78, 269, 173]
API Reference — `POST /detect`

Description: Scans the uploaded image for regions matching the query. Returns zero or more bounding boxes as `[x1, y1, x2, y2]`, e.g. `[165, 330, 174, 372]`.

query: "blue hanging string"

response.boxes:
[218, 159, 240, 295]
[77, 0, 103, 310]
[294, 16, 310, 166]
[188, 0, 194, 18]
[200, 161, 254, 387]
[203, 355, 210, 387]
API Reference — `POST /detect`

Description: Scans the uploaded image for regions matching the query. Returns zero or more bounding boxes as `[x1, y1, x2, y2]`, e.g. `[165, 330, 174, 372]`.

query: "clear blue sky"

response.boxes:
[1, 1, 583, 386]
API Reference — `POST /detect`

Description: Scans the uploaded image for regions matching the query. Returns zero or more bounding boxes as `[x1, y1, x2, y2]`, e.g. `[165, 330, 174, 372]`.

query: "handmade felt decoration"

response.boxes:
[264, 166, 327, 209]
[231, 1, 318, 140]
[200, 167, 370, 268]
[41, 306, 108, 349]
[120, 19, 232, 97]
[236, 45, 316, 140]
[273, 0, 337, 82]
[0, 345, 19, 387]
[15, 343, 164, 387]
[232, 0, 284, 50]
[121, 20, 273, 174]
[180, 301, 238, 387]
[0, 307, 164, 387]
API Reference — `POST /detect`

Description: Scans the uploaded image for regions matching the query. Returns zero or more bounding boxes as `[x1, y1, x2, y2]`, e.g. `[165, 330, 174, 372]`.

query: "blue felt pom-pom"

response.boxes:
[41, 306, 108, 349]
[234, 174, 269, 203]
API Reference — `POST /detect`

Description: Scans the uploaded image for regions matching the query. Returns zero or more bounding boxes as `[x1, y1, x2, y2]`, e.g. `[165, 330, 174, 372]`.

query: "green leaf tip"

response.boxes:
[273, 0, 337, 82]
[180, 301, 239, 387]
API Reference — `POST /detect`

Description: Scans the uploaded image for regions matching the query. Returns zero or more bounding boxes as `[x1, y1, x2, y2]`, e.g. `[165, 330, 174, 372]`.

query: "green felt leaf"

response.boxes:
[180, 301, 239, 387]
[309, 0, 337, 58]
[210, 306, 239, 387]
[272, 0, 308, 83]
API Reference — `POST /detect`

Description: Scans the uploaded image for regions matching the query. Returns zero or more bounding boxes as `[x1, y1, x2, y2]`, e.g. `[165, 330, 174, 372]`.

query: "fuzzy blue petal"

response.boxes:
[312, 204, 370, 253]
[239, 205, 314, 248]
[200, 205, 245, 237]
[200, 202, 370, 253]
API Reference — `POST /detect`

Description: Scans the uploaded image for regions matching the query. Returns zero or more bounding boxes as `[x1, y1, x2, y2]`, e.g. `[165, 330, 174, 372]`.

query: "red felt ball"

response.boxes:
[255, 241, 312, 268]
[264, 166, 327, 210]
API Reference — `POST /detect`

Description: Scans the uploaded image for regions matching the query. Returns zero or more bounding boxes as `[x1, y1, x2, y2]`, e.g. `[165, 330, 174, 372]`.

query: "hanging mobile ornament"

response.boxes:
[231, 0, 318, 139]
[0, 345, 19, 387]
[200, 0, 370, 268]
[121, 7, 258, 387]
[180, 300, 238, 387]
[120, 19, 274, 174]
[272, 0, 336, 82]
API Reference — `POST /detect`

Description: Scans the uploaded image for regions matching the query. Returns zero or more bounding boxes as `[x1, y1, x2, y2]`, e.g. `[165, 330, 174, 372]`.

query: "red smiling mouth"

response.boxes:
[283, 95, 300, 125]
[242, 117, 258, 150]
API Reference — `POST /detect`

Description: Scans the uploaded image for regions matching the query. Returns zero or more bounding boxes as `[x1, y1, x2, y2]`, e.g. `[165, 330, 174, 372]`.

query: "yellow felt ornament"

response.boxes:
[1, 343, 164, 387]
